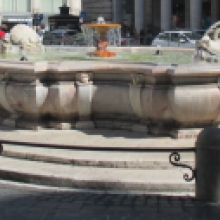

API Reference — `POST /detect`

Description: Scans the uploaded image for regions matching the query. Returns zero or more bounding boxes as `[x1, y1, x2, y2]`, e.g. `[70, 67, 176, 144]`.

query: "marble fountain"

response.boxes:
[0, 21, 220, 138]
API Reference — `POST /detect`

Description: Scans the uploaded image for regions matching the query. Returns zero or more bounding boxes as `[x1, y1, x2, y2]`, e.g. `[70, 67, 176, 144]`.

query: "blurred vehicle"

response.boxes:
[51, 29, 78, 38]
[51, 29, 79, 44]
[121, 37, 139, 46]
[191, 29, 206, 39]
[63, 33, 86, 46]
[43, 29, 86, 45]
[151, 30, 200, 48]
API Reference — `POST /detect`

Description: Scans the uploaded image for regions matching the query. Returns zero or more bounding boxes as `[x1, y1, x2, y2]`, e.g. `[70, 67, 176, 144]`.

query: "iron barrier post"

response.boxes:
[196, 127, 220, 203]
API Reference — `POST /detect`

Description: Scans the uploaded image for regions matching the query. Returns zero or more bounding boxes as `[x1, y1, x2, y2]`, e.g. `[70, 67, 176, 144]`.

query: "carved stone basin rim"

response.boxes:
[0, 59, 219, 138]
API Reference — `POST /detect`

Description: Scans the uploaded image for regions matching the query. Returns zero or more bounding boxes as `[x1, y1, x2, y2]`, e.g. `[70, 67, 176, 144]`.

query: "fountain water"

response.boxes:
[81, 17, 121, 57]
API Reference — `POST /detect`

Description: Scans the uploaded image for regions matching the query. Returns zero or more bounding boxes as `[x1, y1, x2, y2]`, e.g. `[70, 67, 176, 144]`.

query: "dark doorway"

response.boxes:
[172, 0, 185, 29]
[202, 0, 211, 29]
[121, 0, 135, 36]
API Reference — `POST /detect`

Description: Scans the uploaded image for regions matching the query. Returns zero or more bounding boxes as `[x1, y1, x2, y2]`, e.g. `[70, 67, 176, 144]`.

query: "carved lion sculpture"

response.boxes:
[196, 35, 220, 56]
[196, 21, 220, 57]
[9, 24, 42, 51]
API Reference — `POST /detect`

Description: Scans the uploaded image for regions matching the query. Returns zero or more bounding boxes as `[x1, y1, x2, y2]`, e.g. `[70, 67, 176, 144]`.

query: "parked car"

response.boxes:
[151, 30, 200, 48]
[121, 37, 139, 46]
[43, 29, 80, 45]
[51, 29, 79, 38]
[191, 29, 206, 39]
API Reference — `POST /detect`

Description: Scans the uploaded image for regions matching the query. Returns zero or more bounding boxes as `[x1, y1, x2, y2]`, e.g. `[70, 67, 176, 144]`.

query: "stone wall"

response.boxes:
[82, 0, 113, 23]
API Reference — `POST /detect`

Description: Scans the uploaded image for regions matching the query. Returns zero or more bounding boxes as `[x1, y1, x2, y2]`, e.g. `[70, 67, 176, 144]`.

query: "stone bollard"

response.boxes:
[196, 127, 220, 203]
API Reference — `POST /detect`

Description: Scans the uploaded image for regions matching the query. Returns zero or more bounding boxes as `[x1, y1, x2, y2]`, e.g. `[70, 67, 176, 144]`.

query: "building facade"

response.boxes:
[0, 0, 81, 30]
[83, 0, 220, 36]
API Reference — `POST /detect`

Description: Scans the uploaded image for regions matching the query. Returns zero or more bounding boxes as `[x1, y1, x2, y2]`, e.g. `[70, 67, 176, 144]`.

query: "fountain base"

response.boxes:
[88, 37, 116, 57]
[89, 49, 116, 57]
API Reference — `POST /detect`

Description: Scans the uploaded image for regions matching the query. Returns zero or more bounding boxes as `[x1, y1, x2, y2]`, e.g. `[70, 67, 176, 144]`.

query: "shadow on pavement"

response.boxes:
[0, 182, 219, 220]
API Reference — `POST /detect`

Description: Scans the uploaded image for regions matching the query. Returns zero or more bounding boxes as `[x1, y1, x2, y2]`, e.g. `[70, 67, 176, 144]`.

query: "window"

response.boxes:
[158, 33, 169, 40]
[66, 31, 78, 36]
[178, 34, 188, 43]
[40, 0, 63, 13]
[184, 32, 201, 40]
[170, 33, 179, 42]
[2, 0, 30, 12]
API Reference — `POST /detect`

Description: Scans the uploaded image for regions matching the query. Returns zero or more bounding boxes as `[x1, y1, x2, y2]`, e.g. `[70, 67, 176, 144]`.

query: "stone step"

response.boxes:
[0, 156, 195, 194]
[0, 129, 196, 194]
[0, 128, 195, 150]
[1, 144, 195, 169]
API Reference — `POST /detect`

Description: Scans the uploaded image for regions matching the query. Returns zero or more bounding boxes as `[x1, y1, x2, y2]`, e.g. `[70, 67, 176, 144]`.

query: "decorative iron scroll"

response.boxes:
[0, 139, 197, 183]
[169, 151, 196, 182]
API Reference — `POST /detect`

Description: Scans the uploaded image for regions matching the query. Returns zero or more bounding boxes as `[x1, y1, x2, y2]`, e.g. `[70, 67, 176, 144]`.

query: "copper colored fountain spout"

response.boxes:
[82, 23, 121, 58]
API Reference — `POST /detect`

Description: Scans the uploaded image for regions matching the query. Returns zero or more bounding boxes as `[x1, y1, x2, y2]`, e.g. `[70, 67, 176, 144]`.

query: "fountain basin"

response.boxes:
[0, 46, 194, 64]
[0, 56, 219, 137]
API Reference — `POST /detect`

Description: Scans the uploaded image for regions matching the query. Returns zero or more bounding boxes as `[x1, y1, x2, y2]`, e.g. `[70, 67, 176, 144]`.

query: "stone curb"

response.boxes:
[0, 179, 195, 196]
[0, 168, 195, 193]
[0, 129, 196, 195]
[2, 149, 194, 169]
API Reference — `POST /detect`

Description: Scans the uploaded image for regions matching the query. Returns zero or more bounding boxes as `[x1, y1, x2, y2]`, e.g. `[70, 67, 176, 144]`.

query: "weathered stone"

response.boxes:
[95, 120, 114, 129]
[169, 128, 202, 139]
[195, 21, 220, 61]
[0, 58, 218, 138]
[132, 124, 148, 133]
[49, 122, 72, 130]
[75, 121, 95, 129]
[2, 24, 45, 54]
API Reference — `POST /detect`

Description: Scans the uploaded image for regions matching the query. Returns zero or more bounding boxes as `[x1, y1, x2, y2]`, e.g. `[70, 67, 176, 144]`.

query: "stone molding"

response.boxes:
[0, 60, 219, 134]
[129, 73, 145, 118]
[76, 72, 93, 120]
[76, 72, 94, 128]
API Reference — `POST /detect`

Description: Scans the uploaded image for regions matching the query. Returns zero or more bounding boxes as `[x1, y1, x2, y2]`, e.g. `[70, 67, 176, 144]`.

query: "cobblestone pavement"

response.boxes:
[0, 181, 219, 220]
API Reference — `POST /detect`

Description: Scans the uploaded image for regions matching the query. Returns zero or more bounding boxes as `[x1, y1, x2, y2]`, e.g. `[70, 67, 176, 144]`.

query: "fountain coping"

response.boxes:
[82, 23, 121, 28]
[0, 59, 219, 86]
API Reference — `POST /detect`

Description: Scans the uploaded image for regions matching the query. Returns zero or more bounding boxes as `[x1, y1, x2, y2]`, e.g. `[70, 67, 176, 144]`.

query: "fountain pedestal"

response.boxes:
[82, 23, 121, 57]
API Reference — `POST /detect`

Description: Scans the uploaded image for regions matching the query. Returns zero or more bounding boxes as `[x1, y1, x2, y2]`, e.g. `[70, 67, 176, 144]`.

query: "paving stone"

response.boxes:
[146, 196, 158, 206]
[0, 180, 219, 219]
[134, 195, 146, 206]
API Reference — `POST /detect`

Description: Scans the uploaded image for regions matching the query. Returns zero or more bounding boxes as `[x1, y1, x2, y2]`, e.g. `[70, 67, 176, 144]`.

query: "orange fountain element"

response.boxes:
[82, 23, 121, 57]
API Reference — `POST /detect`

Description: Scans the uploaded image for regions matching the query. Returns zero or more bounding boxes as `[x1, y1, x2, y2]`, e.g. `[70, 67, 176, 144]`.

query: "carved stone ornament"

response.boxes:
[7, 24, 42, 51]
[76, 72, 93, 84]
[131, 73, 145, 85]
[196, 21, 220, 60]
